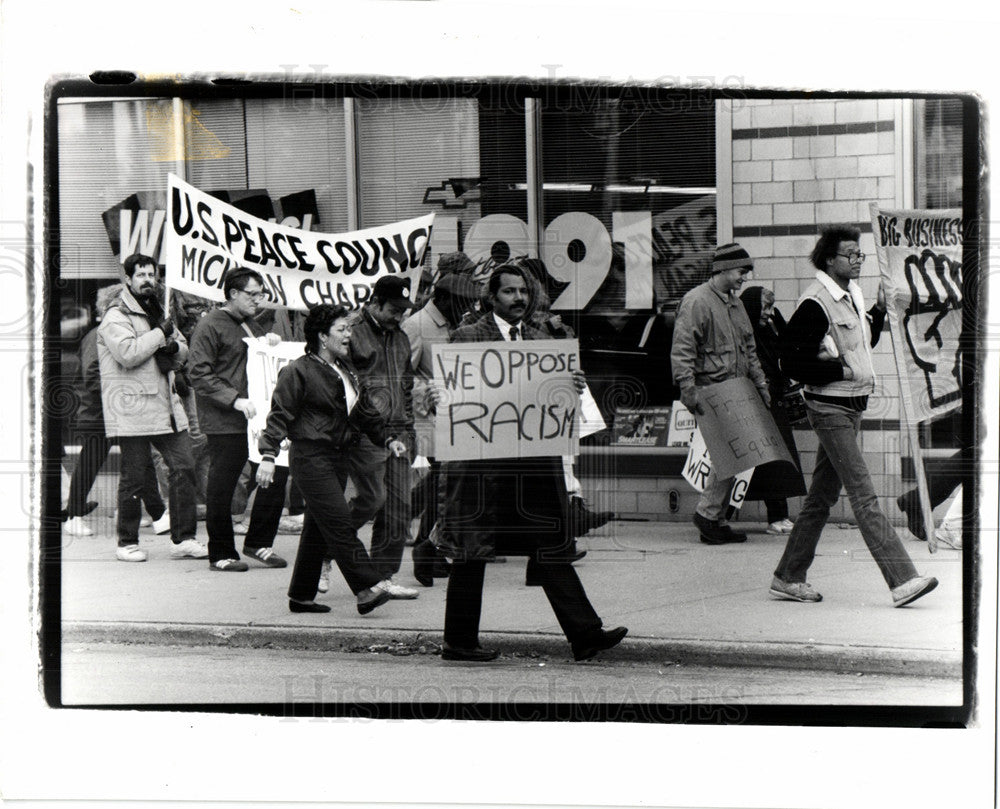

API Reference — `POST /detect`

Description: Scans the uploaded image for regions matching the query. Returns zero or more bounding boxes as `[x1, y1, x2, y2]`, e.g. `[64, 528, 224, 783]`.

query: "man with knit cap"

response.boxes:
[670, 243, 770, 545]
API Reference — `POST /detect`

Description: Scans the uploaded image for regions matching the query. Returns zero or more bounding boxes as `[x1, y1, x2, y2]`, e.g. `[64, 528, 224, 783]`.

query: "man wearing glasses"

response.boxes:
[670, 243, 770, 545]
[189, 267, 289, 572]
[770, 225, 937, 607]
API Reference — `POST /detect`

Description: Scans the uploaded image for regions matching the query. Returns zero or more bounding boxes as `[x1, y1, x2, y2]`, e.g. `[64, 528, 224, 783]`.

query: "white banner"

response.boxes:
[164, 174, 434, 311]
[869, 204, 963, 422]
[244, 339, 306, 466]
[682, 425, 754, 509]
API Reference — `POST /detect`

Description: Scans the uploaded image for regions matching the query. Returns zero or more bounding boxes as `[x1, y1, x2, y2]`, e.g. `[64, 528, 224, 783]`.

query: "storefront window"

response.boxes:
[538, 97, 716, 440]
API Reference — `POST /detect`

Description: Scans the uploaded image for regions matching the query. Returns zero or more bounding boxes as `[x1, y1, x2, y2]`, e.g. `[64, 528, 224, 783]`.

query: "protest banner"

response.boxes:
[431, 339, 581, 461]
[244, 339, 306, 466]
[869, 204, 963, 422]
[693, 377, 793, 480]
[164, 174, 434, 311]
[681, 426, 754, 508]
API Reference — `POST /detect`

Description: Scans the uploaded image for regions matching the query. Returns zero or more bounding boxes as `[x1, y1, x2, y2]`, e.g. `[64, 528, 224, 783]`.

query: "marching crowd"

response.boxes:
[61, 224, 948, 663]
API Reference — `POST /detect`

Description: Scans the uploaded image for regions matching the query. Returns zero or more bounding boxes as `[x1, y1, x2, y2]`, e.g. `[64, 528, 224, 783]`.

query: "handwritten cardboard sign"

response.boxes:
[244, 339, 305, 466]
[682, 425, 754, 508]
[694, 377, 793, 479]
[431, 339, 581, 461]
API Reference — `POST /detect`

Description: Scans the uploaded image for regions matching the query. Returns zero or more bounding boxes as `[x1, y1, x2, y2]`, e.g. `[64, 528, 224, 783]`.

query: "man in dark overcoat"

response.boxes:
[436, 263, 627, 662]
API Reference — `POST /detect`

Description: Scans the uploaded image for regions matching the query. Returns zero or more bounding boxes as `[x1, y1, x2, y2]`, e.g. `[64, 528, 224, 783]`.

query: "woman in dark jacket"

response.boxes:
[256, 304, 409, 615]
[739, 286, 807, 534]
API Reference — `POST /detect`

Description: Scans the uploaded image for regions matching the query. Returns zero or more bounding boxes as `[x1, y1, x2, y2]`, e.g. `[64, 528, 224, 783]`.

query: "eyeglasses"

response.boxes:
[836, 252, 866, 263]
[241, 289, 265, 300]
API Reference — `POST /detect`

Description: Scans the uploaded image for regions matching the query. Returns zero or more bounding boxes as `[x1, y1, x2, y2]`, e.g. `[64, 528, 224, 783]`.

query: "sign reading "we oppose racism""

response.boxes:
[164, 174, 434, 311]
[431, 339, 581, 461]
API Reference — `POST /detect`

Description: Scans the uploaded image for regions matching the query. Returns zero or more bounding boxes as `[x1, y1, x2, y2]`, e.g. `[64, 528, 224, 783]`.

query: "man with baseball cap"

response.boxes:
[325, 274, 421, 598]
[670, 243, 770, 545]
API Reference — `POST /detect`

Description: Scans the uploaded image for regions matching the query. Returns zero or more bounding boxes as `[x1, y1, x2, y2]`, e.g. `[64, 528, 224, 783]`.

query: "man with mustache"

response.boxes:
[97, 254, 206, 562]
[436, 263, 627, 662]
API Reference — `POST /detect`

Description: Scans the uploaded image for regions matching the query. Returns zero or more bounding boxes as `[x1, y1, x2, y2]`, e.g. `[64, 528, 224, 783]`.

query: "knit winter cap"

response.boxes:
[712, 242, 754, 274]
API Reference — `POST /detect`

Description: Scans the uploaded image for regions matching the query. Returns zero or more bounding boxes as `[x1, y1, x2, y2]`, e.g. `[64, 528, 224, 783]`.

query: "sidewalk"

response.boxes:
[59, 516, 964, 677]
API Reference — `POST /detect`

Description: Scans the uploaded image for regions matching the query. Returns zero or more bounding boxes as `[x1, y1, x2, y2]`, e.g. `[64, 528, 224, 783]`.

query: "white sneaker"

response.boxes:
[317, 560, 332, 593]
[170, 538, 209, 559]
[151, 513, 171, 535]
[278, 513, 305, 534]
[934, 522, 963, 550]
[64, 517, 94, 537]
[116, 544, 148, 562]
[375, 578, 419, 600]
[766, 519, 794, 535]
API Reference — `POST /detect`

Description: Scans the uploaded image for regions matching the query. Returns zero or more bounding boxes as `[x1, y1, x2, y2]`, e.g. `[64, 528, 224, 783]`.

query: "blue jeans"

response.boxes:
[117, 431, 197, 546]
[774, 400, 918, 589]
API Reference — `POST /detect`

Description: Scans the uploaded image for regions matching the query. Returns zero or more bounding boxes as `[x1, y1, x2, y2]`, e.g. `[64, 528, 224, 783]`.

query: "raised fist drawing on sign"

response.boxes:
[902, 249, 962, 410]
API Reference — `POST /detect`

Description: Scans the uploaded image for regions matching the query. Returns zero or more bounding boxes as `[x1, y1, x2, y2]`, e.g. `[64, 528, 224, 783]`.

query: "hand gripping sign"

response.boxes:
[431, 339, 581, 461]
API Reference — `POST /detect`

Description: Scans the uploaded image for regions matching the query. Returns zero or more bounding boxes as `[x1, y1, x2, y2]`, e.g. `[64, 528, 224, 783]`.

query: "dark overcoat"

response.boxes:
[739, 286, 807, 501]
[436, 315, 573, 561]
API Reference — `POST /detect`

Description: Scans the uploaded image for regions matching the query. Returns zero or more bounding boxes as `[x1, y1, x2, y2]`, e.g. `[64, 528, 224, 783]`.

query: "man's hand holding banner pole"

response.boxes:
[870, 203, 964, 553]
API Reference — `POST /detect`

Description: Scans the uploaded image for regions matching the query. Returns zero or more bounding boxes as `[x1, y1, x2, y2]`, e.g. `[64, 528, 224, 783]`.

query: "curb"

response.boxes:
[63, 621, 961, 678]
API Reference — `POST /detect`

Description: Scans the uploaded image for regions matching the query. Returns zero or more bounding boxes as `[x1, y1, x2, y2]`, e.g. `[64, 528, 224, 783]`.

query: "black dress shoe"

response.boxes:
[442, 644, 499, 662]
[694, 513, 746, 544]
[289, 600, 332, 613]
[572, 626, 628, 662]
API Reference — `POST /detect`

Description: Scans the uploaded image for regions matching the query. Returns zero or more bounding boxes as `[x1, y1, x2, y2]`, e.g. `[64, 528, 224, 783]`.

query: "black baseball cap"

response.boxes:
[372, 275, 416, 308]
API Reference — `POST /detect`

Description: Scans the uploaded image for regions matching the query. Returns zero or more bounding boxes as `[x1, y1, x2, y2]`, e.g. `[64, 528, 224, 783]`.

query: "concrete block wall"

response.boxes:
[687, 98, 915, 527]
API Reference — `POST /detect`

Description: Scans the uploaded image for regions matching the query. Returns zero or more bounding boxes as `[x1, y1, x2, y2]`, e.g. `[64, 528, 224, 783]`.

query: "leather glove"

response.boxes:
[158, 319, 175, 339]
[680, 386, 704, 416]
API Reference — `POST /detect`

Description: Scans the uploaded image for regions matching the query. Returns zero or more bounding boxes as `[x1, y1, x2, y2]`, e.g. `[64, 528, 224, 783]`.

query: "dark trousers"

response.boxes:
[205, 433, 287, 563]
[413, 458, 441, 545]
[66, 428, 165, 519]
[765, 499, 789, 523]
[117, 432, 196, 546]
[287, 441, 384, 602]
[347, 435, 412, 579]
[897, 447, 969, 535]
[444, 555, 602, 649]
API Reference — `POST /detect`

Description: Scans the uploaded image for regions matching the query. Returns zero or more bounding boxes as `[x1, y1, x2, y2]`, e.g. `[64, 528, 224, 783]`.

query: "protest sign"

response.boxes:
[682, 426, 754, 508]
[693, 377, 792, 479]
[431, 339, 581, 461]
[578, 384, 606, 439]
[244, 339, 306, 466]
[869, 204, 963, 421]
[164, 174, 434, 311]
[666, 401, 697, 447]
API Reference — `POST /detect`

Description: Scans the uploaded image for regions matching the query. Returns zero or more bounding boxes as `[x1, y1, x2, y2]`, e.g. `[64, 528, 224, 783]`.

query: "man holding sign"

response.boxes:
[771, 225, 937, 607]
[670, 243, 770, 545]
[435, 263, 627, 663]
